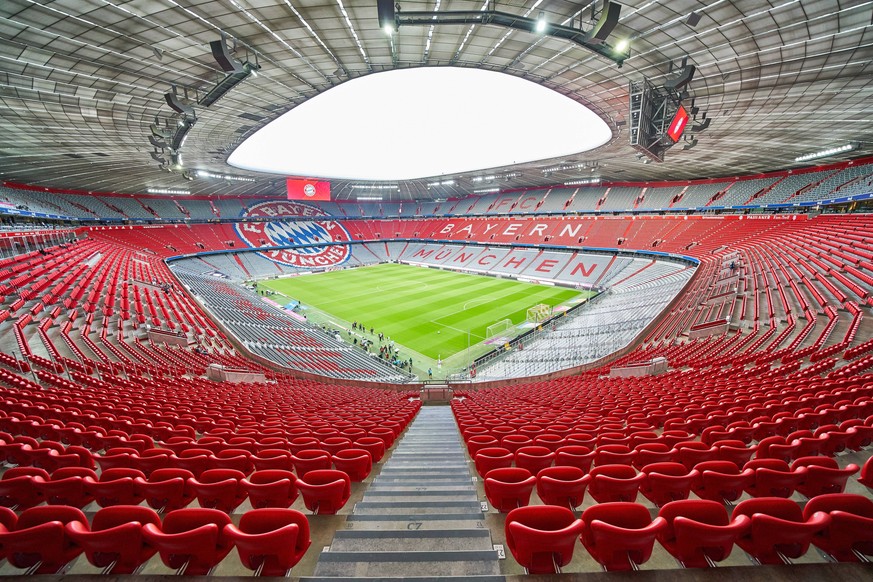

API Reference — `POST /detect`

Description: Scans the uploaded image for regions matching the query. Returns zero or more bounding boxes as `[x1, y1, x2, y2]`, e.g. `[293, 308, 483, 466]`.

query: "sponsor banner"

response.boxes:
[236, 201, 352, 268]
[286, 178, 330, 201]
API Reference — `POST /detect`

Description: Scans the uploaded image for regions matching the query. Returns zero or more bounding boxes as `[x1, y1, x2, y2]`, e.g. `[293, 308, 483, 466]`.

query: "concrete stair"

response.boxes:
[307, 406, 502, 580]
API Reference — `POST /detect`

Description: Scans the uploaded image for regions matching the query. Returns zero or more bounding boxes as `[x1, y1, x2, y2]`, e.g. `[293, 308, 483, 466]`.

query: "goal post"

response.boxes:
[527, 303, 552, 323]
[486, 318, 513, 339]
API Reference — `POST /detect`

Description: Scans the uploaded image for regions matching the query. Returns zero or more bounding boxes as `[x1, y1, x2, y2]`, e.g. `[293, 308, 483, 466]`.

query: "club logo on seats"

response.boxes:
[235, 201, 352, 268]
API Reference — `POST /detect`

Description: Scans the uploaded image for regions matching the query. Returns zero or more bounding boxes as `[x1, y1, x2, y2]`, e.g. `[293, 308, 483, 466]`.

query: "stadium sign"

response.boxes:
[235, 201, 352, 268]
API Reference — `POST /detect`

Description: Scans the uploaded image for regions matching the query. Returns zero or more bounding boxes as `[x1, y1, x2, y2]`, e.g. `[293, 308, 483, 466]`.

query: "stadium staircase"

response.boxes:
[309, 406, 502, 579]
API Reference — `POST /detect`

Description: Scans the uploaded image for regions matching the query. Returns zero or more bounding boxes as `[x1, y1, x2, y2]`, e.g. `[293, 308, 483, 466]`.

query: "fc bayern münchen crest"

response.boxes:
[235, 201, 352, 268]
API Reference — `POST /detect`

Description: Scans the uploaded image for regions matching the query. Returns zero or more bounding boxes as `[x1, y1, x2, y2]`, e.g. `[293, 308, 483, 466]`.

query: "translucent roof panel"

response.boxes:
[228, 67, 612, 181]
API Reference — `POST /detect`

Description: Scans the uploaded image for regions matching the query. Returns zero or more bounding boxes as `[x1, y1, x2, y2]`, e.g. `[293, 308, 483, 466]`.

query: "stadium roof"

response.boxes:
[0, 1, 871, 201]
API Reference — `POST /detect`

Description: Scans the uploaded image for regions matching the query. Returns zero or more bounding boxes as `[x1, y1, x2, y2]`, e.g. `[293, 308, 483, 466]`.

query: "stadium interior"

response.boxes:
[0, 1, 872, 581]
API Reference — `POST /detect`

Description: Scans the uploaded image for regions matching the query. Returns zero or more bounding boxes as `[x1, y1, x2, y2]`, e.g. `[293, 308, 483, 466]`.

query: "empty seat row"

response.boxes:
[504, 494, 873, 573]
[0, 505, 310, 576]
[1, 465, 357, 514]
[480, 456, 868, 512]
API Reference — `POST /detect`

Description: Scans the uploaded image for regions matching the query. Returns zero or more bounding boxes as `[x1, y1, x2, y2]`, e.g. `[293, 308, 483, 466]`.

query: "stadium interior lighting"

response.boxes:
[229, 67, 611, 180]
[388, 1, 627, 66]
[146, 188, 190, 195]
[427, 180, 455, 187]
[615, 38, 629, 53]
[564, 178, 601, 186]
[474, 188, 500, 194]
[195, 170, 255, 182]
[542, 161, 598, 173]
[351, 184, 399, 190]
[356, 196, 383, 201]
[794, 143, 858, 162]
[472, 172, 521, 182]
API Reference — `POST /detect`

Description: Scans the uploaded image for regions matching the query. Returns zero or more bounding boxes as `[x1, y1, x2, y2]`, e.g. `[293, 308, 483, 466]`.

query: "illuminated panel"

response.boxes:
[666, 105, 690, 143]
[287, 179, 331, 201]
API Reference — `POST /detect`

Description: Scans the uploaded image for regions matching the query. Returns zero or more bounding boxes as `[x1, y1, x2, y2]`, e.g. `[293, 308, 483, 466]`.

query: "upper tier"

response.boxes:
[2, 157, 872, 222]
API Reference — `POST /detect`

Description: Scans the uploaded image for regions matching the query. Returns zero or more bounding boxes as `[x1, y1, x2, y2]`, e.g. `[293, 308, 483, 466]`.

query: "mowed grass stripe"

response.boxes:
[259, 263, 586, 360]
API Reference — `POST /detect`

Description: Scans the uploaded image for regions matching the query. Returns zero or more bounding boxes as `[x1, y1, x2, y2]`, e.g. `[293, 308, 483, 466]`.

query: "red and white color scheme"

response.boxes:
[235, 201, 352, 268]
[666, 105, 690, 143]
[286, 178, 331, 201]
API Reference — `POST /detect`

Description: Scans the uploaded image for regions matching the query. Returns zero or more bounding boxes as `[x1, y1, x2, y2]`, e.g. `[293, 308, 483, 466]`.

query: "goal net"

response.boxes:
[486, 319, 513, 339]
[526, 303, 552, 323]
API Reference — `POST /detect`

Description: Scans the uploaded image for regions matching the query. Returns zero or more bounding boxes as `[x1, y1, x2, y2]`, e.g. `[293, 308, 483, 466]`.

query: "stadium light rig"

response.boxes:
[195, 170, 256, 182]
[351, 184, 400, 190]
[564, 178, 602, 186]
[535, 12, 547, 33]
[794, 143, 858, 162]
[380, 1, 630, 66]
[147, 188, 190, 195]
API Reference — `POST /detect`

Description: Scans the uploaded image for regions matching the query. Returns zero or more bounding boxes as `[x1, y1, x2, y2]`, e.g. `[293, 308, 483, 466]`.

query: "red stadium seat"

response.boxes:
[743, 458, 805, 498]
[588, 464, 645, 503]
[639, 462, 699, 507]
[484, 467, 537, 513]
[296, 469, 351, 514]
[332, 448, 373, 482]
[791, 456, 860, 498]
[0, 467, 50, 510]
[580, 502, 666, 571]
[860, 455, 873, 492]
[803, 493, 873, 562]
[474, 447, 514, 477]
[188, 468, 248, 513]
[501, 434, 533, 454]
[33, 467, 97, 508]
[66, 505, 161, 573]
[691, 460, 754, 504]
[211, 449, 254, 475]
[733, 497, 830, 564]
[657, 499, 750, 568]
[535, 466, 590, 509]
[84, 467, 146, 507]
[251, 449, 295, 472]
[594, 444, 635, 467]
[466, 434, 499, 456]
[321, 436, 353, 456]
[632, 443, 675, 470]
[241, 470, 299, 509]
[504, 505, 585, 574]
[224, 508, 312, 576]
[353, 437, 386, 462]
[755, 436, 801, 463]
[141, 508, 233, 575]
[0, 505, 87, 573]
[553, 445, 595, 472]
[674, 441, 718, 470]
[514, 445, 555, 474]
[291, 449, 333, 478]
[135, 468, 196, 513]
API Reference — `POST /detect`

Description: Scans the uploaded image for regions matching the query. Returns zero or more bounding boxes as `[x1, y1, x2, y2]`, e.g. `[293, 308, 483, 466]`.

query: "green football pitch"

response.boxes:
[257, 263, 592, 366]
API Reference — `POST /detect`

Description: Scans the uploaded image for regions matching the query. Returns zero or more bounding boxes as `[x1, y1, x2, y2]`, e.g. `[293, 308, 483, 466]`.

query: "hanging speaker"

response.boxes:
[588, 1, 622, 44]
[164, 92, 195, 116]
[210, 39, 243, 73]
[686, 12, 702, 28]
[665, 65, 696, 91]
[377, 0, 396, 31]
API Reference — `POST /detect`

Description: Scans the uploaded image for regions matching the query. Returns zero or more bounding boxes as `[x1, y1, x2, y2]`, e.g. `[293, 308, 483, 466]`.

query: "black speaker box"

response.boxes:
[589, 1, 622, 43]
